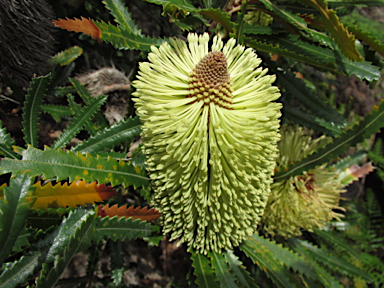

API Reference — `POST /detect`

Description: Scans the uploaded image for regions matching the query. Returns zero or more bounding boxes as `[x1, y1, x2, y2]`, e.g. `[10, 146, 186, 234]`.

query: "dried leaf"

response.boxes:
[348, 162, 375, 179]
[97, 204, 160, 221]
[32, 181, 115, 210]
[53, 17, 101, 40]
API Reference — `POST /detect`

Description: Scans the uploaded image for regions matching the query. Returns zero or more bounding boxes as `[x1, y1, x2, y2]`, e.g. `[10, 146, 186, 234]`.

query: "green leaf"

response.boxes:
[288, 238, 372, 281]
[67, 94, 98, 136]
[51, 46, 83, 66]
[144, 0, 196, 13]
[274, 99, 384, 181]
[72, 117, 141, 154]
[191, 251, 220, 288]
[242, 24, 283, 35]
[240, 235, 307, 288]
[346, 24, 384, 57]
[12, 226, 32, 252]
[51, 95, 108, 150]
[103, 0, 141, 34]
[0, 174, 36, 266]
[198, 8, 234, 35]
[0, 121, 19, 160]
[223, 250, 258, 288]
[234, 0, 248, 44]
[274, 69, 345, 127]
[22, 74, 51, 147]
[94, 20, 167, 51]
[69, 78, 109, 129]
[27, 207, 75, 229]
[36, 208, 95, 264]
[0, 145, 149, 188]
[208, 251, 238, 288]
[36, 211, 95, 287]
[328, 0, 384, 7]
[0, 250, 41, 288]
[297, 0, 363, 61]
[313, 229, 361, 260]
[41, 104, 74, 123]
[93, 216, 152, 241]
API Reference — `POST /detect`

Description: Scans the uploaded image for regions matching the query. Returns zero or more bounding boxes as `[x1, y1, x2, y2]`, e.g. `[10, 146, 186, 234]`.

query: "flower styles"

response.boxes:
[132, 33, 282, 254]
[261, 125, 345, 237]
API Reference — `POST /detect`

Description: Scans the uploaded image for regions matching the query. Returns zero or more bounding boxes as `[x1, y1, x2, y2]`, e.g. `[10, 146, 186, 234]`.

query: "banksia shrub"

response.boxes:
[133, 33, 282, 254]
[262, 125, 345, 237]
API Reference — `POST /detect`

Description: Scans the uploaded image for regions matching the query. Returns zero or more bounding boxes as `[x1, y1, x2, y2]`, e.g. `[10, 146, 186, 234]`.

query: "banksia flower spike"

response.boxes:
[133, 33, 282, 254]
[262, 125, 345, 237]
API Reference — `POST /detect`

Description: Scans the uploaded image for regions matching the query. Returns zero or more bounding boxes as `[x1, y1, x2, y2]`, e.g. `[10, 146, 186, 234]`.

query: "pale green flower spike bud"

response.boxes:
[132, 33, 282, 254]
[262, 125, 345, 238]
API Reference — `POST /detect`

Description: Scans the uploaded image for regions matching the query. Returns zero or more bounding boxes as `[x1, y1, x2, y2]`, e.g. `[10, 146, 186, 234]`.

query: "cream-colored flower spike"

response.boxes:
[132, 33, 282, 254]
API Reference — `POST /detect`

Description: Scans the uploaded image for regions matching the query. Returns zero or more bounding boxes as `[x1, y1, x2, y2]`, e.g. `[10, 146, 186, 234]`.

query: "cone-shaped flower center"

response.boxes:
[188, 51, 233, 109]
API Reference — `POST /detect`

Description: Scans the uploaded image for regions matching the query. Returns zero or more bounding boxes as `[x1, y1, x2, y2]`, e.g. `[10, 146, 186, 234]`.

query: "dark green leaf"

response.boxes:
[0, 121, 19, 160]
[0, 145, 149, 188]
[51, 95, 108, 150]
[223, 250, 258, 288]
[103, 0, 141, 34]
[208, 251, 238, 288]
[72, 117, 141, 154]
[347, 24, 384, 57]
[191, 251, 220, 288]
[275, 99, 384, 181]
[0, 174, 35, 266]
[41, 104, 73, 123]
[22, 74, 51, 147]
[51, 46, 83, 66]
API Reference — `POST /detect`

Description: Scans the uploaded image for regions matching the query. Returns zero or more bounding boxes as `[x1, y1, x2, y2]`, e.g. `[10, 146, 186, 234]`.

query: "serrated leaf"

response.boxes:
[274, 69, 345, 127]
[328, 0, 384, 7]
[223, 250, 258, 288]
[51, 95, 108, 150]
[36, 210, 95, 287]
[144, 0, 196, 12]
[240, 235, 307, 288]
[67, 94, 98, 136]
[346, 24, 384, 57]
[93, 215, 152, 241]
[22, 74, 51, 147]
[208, 251, 238, 288]
[191, 251, 220, 288]
[27, 207, 75, 229]
[31, 181, 116, 210]
[0, 121, 19, 160]
[297, 0, 363, 61]
[0, 145, 149, 188]
[198, 8, 234, 34]
[97, 204, 159, 221]
[103, 0, 141, 34]
[41, 104, 73, 123]
[53, 17, 101, 40]
[288, 238, 372, 281]
[274, 99, 384, 181]
[0, 250, 41, 288]
[51, 46, 83, 66]
[12, 226, 32, 252]
[243, 24, 283, 35]
[94, 20, 167, 51]
[0, 174, 36, 266]
[72, 117, 141, 154]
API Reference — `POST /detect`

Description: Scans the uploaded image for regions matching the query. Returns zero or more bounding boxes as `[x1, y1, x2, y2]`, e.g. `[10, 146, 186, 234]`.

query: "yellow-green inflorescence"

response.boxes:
[132, 33, 282, 254]
[261, 124, 345, 238]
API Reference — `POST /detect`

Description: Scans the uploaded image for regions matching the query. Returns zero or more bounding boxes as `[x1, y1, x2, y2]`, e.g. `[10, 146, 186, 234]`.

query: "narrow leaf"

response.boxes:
[0, 121, 19, 160]
[51, 46, 83, 66]
[275, 99, 384, 181]
[67, 94, 98, 136]
[288, 238, 372, 281]
[223, 250, 258, 288]
[51, 95, 108, 150]
[94, 215, 152, 241]
[346, 24, 384, 57]
[103, 0, 141, 34]
[0, 145, 149, 188]
[297, 0, 363, 61]
[144, 0, 196, 12]
[41, 104, 73, 123]
[72, 116, 141, 154]
[240, 235, 305, 288]
[198, 8, 234, 34]
[191, 251, 220, 288]
[0, 250, 41, 288]
[53, 17, 101, 40]
[0, 174, 36, 266]
[22, 74, 51, 147]
[36, 211, 95, 287]
[208, 251, 238, 288]
[31, 181, 116, 210]
[97, 204, 159, 221]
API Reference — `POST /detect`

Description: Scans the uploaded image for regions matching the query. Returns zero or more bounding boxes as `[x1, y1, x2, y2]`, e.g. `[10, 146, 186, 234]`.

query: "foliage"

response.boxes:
[1, 0, 384, 286]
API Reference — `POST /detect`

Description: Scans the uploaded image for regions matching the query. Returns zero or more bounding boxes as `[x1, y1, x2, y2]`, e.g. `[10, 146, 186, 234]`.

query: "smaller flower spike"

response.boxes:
[261, 125, 345, 237]
[133, 33, 282, 254]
